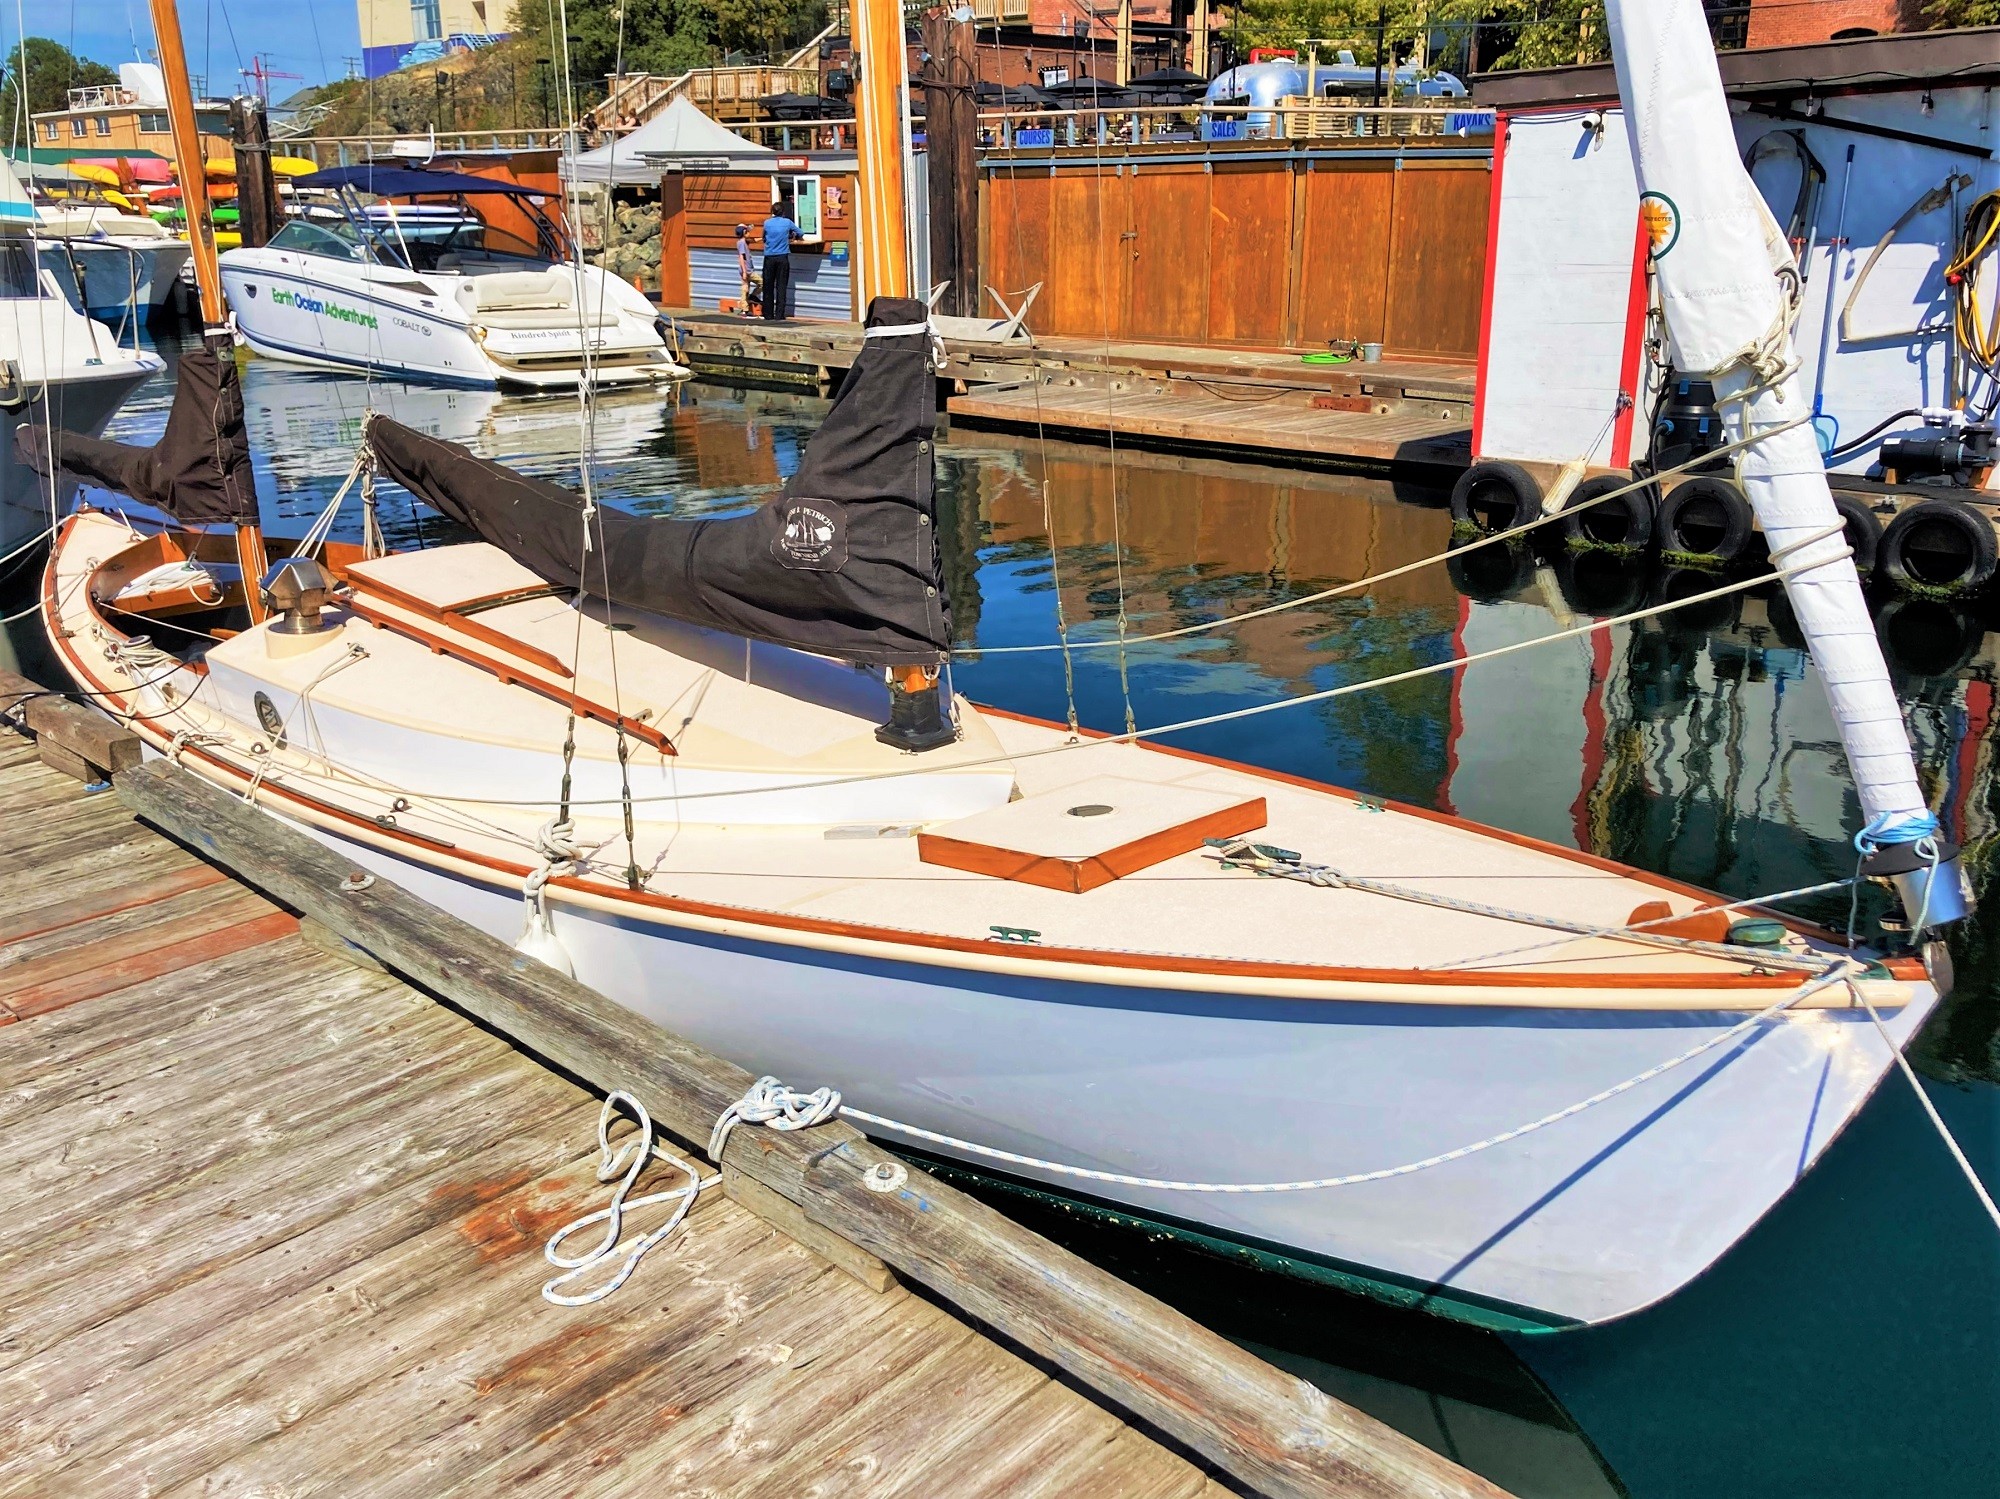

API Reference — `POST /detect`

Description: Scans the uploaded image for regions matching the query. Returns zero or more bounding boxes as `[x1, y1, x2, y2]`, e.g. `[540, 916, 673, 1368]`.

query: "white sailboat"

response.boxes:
[27, 191, 192, 327]
[220, 164, 688, 390]
[32, 0, 1977, 1331]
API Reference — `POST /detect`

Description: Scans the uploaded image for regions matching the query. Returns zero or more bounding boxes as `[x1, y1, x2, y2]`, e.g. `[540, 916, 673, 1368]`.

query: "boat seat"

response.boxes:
[451, 270, 573, 314]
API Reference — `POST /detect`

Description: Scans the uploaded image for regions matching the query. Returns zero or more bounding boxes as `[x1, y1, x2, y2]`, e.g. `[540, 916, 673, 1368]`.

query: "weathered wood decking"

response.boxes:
[665, 312, 1476, 477]
[0, 729, 1239, 1497]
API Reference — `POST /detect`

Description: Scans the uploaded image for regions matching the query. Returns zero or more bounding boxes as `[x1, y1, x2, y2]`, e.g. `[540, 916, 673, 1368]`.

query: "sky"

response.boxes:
[17, 0, 366, 96]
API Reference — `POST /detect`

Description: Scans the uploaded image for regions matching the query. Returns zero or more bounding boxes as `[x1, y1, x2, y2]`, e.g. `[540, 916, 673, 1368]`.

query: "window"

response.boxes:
[788, 174, 821, 238]
[93, 116, 111, 135]
[69, 118, 86, 137]
[138, 113, 169, 133]
[411, 0, 442, 40]
[268, 218, 368, 262]
[39, 120, 57, 140]
[0, 242, 42, 301]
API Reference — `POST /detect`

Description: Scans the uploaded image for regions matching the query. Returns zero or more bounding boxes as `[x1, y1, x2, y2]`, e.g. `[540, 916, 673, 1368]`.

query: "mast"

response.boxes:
[148, 0, 269, 619]
[852, 0, 910, 303]
[148, 0, 225, 336]
[1604, 0, 1971, 929]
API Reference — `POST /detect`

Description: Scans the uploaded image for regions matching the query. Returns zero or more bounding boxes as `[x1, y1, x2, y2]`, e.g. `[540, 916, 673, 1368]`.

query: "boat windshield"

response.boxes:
[0, 240, 44, 300]
[358, 204, 558, 273]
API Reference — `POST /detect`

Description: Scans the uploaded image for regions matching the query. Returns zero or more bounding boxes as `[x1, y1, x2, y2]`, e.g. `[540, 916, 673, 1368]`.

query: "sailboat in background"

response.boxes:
[23, 0, 1978, 1330]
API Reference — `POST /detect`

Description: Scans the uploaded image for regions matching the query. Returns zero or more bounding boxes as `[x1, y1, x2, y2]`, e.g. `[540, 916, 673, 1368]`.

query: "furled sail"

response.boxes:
[367, 296, 949, 667]
[1605, 0, 1972, 924]
[14, 345, 258, 525]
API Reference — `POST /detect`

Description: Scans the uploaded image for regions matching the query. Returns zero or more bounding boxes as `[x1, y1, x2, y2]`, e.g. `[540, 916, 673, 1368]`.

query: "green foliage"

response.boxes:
[1928, 0, 2000, 21]
[1, 38, 118, 134]
[1223, 0, 1610, 75]
[507, 0, 826, 77]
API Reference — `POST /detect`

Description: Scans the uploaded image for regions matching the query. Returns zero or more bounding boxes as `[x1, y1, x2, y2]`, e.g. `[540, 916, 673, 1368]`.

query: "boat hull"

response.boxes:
[219, 255, 682, 390]
[303, 812, 1936, 1330]
[40, 239, 191, 324]
[0, 363, 155, 556]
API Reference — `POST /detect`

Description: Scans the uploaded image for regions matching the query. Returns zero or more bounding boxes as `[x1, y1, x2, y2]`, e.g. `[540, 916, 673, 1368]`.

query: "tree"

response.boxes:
[1, 38, 118, 133]
[509, 0, 724, 80]
[1928, 0, 2000, 21]
[1222, 0, 1610, 77]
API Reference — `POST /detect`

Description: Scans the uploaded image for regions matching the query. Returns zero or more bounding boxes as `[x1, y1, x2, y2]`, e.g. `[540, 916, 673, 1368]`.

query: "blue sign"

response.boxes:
[1208, 120, 1242, 140]
[1015, 127, 1055, 146]
[1445, 110, 1497, 136]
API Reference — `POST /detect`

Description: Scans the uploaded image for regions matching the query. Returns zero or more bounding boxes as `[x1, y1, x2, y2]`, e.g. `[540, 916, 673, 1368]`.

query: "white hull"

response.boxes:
[45, 516, 1947, 1332]
[306, 817, 1936, 1330]
[220, 249, 686, 390]
[40, 238, 191, 323]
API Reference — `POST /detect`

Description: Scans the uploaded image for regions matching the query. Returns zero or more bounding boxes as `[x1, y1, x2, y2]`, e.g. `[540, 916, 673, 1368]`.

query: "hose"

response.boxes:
[1946, 188, 2000, 401]
[1824, 406, 1923, 464]
[1840, 171, 1972, 346]
[1743, 128, 1824, 247]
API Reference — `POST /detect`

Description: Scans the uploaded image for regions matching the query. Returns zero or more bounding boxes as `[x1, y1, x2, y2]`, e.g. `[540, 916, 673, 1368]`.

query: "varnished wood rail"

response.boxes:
[118, 759, 1512, 1499]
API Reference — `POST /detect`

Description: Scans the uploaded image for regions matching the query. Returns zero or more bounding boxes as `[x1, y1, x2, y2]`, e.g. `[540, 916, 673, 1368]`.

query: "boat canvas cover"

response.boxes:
[14, 345, 258, 524]
[368, 297, 950, 666]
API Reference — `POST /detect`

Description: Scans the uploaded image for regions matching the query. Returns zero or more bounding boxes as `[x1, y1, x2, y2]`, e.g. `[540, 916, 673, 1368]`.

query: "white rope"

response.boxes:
[541, 1077, 839, 1307]
[297, 451, 368, 562]
[708, 1075, 843, 1163]
[1849, 978, 2000, 1233]
[541, 1091, 720, 1306]
[841, 965, 1861, 1193]
[967, 413, 1814, 656]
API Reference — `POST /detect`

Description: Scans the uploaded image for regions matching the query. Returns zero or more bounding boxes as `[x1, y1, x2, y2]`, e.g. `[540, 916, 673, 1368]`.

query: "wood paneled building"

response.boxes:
[981, 138, 1493, 359]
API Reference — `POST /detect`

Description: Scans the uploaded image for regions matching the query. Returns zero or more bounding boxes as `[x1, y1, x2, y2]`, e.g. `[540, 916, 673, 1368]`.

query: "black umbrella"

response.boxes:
[971, 80, 1054, 107]
[756, 92, 838, 120]
[1129, 67, 1207, 88]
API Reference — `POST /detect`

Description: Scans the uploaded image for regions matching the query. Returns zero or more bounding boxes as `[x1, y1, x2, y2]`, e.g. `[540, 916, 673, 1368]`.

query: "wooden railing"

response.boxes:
[976, 99, 1488, 149]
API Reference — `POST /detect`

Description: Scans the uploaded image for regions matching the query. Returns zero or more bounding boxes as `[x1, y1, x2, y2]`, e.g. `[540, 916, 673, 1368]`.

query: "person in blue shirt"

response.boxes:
[760, 195, 816, 321]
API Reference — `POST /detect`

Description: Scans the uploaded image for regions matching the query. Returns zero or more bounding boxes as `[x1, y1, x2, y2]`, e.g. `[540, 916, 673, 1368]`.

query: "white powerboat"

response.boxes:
[0, 172, 163, 556]
[32, 201, 191, 328]
[219, 163, 688, 391]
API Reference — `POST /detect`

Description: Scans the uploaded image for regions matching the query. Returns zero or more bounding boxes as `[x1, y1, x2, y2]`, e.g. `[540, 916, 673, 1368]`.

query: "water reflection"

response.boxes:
[17, 339, 1993, 1499]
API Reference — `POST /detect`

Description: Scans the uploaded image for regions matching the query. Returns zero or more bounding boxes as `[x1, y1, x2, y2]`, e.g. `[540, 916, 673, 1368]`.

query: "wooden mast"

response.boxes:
[148, 0, 268, 620]
[852, 0, 910, 304]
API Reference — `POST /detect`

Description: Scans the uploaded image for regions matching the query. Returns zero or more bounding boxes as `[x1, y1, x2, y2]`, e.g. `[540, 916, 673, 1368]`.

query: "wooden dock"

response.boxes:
[0, 719, 1511, 1499]
[664, 311, 1475, 477]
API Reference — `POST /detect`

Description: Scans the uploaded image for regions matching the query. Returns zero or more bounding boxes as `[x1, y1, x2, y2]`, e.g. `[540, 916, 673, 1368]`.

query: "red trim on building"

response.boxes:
[1470, 109, 1509, 461]
[1610, 212, 1652, 469]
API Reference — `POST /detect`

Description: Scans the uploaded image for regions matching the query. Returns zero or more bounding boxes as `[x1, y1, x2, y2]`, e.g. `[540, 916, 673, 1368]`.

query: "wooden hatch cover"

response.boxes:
[918, 774, 1268, 894]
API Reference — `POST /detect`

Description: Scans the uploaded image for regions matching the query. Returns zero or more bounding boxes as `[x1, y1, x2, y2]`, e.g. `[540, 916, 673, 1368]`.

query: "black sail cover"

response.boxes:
[14, 345, 259, 525]
[369, 297, 949, 666]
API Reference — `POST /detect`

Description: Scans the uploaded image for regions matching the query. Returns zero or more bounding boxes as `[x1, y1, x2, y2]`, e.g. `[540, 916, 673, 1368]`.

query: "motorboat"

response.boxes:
[28, 0, 1978, 1333]
[0, 174, 163, 557]
[219, 163, 689, 390]
[13, 171, 193, 327]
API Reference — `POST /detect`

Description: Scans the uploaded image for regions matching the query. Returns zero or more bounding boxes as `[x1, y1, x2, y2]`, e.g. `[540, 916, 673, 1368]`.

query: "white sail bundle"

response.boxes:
[1605, 0, 1971, 925]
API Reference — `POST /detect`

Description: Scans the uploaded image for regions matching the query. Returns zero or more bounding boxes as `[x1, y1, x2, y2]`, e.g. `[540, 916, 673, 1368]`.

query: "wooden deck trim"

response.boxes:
[332, 564, 577, 680]
[340, 599, 676, 755]
[919, 796, 1267, 894]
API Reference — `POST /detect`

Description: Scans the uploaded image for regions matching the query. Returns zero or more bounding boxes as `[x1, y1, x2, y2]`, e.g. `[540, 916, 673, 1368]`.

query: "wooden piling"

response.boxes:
[115, 757, 1512, 1499]
[228, 95, 281, 249]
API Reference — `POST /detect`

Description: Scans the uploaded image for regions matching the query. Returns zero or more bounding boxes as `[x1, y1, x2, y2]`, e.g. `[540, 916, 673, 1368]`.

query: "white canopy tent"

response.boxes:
[563, 96, 774, 185]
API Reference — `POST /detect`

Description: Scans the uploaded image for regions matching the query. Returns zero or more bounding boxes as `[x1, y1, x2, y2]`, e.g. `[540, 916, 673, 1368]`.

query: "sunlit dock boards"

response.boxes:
[0, 734, 1215, 1497]
[0, 722, 1511, 1499]
[665, 311, 1475, 477]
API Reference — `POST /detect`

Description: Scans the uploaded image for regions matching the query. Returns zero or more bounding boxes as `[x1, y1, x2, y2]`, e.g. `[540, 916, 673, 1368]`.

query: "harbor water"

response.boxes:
[7, 334, 1995, 1498]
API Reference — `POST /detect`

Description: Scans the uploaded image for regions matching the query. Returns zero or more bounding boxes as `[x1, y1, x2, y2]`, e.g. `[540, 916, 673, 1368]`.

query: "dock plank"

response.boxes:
[0, 738, 1333, 1499]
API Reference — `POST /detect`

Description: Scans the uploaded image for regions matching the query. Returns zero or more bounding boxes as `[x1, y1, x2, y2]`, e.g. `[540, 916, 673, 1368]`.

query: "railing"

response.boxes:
[63, 85, 143, 111]
[281, 129, 568, 166]
[969, 0, 1032, 20]
[975, 99, 1487, 149]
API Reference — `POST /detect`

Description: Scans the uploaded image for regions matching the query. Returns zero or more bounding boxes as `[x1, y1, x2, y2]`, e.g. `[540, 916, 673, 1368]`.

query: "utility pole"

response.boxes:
[1371, 2, 1385, 108]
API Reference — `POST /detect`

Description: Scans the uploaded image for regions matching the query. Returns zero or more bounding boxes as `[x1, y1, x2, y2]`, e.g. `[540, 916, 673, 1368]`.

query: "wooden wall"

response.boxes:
[981, 152, 1490, 359]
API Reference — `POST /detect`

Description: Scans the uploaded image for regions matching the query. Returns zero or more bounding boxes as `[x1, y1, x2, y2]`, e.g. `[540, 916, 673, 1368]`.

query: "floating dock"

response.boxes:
[665, 311, 1475, 477]
[0, 698, 1511, 1499]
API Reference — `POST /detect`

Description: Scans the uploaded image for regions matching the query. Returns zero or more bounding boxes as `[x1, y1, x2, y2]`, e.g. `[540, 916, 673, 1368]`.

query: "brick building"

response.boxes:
[1744, 0, 1928, 49]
